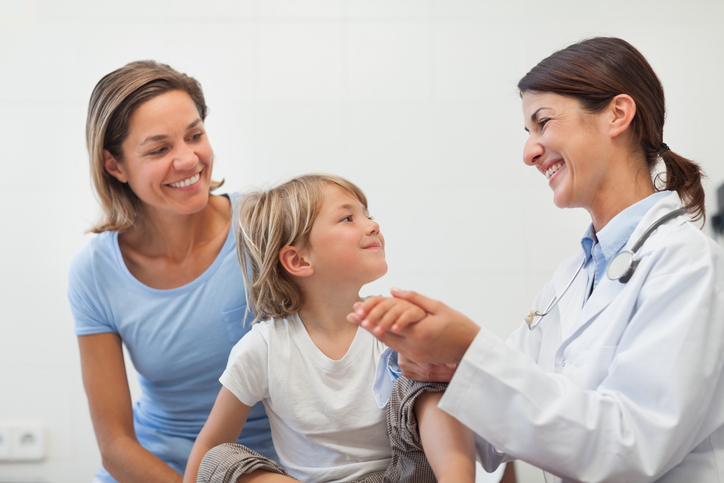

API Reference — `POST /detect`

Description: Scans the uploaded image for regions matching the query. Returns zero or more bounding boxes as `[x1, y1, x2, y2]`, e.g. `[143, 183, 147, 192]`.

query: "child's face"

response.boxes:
[303, 184, 388, 286]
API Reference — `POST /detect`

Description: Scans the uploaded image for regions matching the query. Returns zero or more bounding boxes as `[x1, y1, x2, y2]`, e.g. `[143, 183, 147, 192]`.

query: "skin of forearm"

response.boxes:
[101, 436, 182, 483]
[415, 391, 475, 482]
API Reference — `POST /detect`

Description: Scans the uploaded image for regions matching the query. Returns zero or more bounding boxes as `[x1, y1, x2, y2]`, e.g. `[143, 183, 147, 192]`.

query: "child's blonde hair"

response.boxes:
[236, 173, 368, 322]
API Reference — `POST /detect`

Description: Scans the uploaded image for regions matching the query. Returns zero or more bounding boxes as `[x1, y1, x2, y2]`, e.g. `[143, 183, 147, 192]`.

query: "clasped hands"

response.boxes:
[347, 288, 481, 383]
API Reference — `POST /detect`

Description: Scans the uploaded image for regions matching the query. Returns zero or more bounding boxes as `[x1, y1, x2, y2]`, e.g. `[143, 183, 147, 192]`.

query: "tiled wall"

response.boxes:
[1, 1, 723, 481]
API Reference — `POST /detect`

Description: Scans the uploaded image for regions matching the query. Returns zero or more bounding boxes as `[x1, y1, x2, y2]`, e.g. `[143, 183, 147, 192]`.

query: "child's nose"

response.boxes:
[366, 219, 380, 235]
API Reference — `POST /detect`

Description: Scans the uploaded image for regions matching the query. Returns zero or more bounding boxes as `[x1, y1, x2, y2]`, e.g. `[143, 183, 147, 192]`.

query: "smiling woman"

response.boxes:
[68, 61, 276, 483]
[348, 37, 724, 483]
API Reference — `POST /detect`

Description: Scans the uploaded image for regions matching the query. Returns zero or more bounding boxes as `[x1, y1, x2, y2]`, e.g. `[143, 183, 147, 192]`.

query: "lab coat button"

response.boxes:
[561, 359, 566, 367]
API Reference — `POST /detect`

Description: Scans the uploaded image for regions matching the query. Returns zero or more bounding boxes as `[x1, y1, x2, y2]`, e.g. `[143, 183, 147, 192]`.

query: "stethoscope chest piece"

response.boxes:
[606, 250, 637, 283]
[524, 207, 687, 330]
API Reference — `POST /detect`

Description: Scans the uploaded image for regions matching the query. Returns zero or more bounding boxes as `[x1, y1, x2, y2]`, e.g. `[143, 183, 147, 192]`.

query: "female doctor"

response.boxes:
[348, 37, 724, 482]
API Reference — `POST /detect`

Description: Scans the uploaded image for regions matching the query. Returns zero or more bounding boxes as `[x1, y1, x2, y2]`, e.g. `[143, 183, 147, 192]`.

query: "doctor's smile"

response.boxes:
[544, 161, 564, 180]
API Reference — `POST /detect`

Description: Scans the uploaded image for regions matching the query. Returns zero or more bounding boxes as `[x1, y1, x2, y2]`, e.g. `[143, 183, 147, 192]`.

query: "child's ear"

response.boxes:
[279, 246, 314, 278]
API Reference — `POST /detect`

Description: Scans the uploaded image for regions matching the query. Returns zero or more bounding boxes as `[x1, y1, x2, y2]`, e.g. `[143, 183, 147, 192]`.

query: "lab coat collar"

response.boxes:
[558, 192, 686, 341]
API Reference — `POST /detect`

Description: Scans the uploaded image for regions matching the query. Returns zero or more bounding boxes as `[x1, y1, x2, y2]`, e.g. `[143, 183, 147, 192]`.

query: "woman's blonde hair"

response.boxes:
[86, 60, 223, 233]
[236, 173, 368, 322]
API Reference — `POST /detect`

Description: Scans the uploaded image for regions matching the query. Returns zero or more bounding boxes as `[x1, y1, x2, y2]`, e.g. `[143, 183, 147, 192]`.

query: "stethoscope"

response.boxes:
[524, 207, 687, 330]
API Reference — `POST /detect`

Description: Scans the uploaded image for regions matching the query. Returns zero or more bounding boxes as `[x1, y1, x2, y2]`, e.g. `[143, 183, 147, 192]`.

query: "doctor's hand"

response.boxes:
[398, 353, 457, 383]
[348, 288, 480, 365]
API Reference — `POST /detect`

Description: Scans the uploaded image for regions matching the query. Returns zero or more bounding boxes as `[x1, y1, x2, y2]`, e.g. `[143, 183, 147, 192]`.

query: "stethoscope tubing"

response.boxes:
[526, 207, 687, 331]
[527, 256, 586, 330]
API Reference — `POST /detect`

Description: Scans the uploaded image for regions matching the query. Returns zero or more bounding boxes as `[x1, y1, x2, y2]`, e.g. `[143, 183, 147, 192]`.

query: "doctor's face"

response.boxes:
[521, 91, 611, 213]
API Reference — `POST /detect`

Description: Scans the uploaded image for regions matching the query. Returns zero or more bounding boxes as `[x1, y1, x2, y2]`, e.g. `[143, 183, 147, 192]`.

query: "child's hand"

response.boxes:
[351, 295, 426, 337]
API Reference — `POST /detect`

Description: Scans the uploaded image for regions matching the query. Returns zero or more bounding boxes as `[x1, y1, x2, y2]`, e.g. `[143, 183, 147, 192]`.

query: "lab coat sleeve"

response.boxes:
[439, 231, 724, 482]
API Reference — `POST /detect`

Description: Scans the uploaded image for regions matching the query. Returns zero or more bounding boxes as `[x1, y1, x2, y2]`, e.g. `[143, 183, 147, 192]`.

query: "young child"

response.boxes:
[184, 174, 475, 483]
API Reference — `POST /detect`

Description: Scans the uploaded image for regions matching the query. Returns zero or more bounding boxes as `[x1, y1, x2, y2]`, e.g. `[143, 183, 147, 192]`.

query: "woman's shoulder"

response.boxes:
[68, 231, 119, 281]
[223, 191, 243, 210]
[641, 193, 720, 258]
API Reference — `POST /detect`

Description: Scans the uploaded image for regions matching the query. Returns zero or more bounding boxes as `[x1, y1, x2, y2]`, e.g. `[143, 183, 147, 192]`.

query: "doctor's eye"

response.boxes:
[538, 118, 551, 129]
[148, 146, 169, 156]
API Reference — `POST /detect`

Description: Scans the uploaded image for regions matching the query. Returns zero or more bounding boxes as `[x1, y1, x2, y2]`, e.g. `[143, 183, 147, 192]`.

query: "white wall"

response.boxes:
[1, 1, 723, 482]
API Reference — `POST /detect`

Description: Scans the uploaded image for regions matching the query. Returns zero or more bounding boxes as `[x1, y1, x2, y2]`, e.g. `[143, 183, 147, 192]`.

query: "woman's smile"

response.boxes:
[545, 162, 564, 180]
[168, 171, 202, 189]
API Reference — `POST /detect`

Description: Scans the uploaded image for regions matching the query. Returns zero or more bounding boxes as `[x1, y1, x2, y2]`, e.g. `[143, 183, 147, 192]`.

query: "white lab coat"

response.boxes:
[439, 193, 724, 483]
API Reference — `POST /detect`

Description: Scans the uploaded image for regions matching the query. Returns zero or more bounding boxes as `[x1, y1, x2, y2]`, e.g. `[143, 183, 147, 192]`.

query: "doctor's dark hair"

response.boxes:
[518, 37, 705, 222]
[236, 174, 368, 323]
[86, 60, 223, 233]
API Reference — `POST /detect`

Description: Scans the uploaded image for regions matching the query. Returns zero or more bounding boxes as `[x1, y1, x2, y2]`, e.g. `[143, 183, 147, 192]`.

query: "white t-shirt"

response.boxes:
[220, 313, 391, 483]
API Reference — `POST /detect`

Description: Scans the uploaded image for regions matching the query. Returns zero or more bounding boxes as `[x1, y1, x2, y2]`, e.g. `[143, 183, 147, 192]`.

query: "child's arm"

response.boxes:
[415, 391, 476, 483]
[183, 387, 253, 483]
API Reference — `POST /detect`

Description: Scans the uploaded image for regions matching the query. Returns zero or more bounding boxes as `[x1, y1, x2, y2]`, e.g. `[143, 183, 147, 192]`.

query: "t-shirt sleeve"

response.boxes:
[67, 244, 116, 336]
[372, 347, 399, 408]
[220, 324, 270, 407]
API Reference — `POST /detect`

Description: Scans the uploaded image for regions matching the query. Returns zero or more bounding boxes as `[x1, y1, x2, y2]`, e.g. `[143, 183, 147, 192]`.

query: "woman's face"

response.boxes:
[522, 91, 611, 213]
[105, 90, 214, 218]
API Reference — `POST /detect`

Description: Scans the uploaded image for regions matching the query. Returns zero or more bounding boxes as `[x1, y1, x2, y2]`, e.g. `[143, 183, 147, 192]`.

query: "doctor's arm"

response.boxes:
[78, 334, 183, 483]
[438, 255, 724, 481]
[183, 387, 252, 483]
[352, 244, 724, 481]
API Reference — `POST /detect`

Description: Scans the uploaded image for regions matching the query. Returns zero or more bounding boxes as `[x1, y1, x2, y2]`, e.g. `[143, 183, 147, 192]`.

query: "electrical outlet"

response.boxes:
[0, 422, 46, 461]
[12, 426, 45, 460]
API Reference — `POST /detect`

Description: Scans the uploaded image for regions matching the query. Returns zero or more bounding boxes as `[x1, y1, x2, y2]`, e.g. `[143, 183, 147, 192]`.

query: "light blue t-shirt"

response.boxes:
[68, 193, 276, 482]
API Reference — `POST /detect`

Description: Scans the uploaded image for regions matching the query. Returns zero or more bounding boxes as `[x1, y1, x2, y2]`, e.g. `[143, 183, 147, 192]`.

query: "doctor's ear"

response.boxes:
[279, 246, 314, 278]
[103, 149, 128, 183]
[606, 94, 637, 139]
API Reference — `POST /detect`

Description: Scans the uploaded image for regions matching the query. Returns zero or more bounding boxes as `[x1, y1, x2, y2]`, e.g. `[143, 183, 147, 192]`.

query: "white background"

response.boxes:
[1, 1, 723, 482]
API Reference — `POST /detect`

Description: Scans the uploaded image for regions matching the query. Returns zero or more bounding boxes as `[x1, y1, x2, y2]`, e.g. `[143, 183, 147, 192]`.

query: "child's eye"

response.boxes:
[341, 215, 352, 222]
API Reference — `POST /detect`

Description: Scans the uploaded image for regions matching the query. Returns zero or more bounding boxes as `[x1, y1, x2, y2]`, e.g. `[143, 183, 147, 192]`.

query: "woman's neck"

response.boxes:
[589, 152, 655, 232]
[116, 195, 231, 289]
[125, 195, 230, 260]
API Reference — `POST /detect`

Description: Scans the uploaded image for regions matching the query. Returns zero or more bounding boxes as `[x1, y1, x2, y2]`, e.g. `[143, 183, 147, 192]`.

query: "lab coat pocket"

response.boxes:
[570, 345, 617, 389]
[221, 305, 251, 343]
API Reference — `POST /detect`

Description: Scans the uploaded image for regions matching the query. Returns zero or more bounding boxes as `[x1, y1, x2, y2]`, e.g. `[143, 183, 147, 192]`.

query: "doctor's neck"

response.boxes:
[588, 158, 655, 232]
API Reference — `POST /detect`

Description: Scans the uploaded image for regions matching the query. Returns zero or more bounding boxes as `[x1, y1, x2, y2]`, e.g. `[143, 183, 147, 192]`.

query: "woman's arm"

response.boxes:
[78, 333, 183, 482]
[183, 387, 253, 483]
